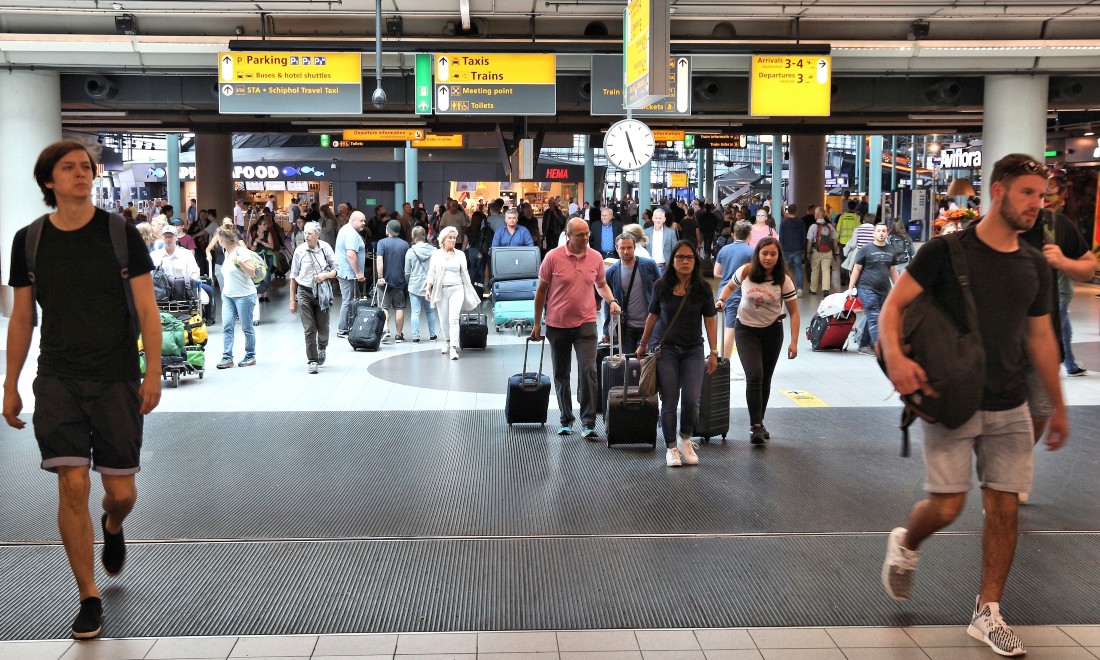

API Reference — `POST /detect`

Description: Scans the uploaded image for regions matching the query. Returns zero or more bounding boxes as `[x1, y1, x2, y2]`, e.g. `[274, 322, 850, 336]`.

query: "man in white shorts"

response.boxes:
[877, 153, 1069, 658]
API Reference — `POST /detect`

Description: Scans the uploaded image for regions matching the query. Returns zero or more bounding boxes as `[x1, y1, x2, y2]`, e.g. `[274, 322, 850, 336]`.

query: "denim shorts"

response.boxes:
[1025, 368, 1053, 419]
[920, 403, 1033, 494]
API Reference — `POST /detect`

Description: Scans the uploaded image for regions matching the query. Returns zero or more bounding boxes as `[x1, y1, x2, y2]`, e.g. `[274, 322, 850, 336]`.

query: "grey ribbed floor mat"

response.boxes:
[1, 532, 1098, 640]
[1, 407, 1098, 543]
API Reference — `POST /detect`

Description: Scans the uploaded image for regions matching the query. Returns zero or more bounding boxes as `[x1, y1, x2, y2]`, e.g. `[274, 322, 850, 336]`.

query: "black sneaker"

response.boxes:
[395, 334, 405, 343]
[750, 425, 767, 445]
[430, 335, 438, 341]
[100, 513, 126, 576]
[412, 337, 421, 344]
[317, 348, 326, 366]
[71, 596, 103, 639]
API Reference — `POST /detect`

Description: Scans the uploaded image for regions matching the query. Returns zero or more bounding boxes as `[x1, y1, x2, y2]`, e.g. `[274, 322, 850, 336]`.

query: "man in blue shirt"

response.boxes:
[333, 211, 367, 339]
[589, 207, 623, 259]
[713, 221, 753, 361]
[376, 220, 410, 343]
[491, 209, 534, 248]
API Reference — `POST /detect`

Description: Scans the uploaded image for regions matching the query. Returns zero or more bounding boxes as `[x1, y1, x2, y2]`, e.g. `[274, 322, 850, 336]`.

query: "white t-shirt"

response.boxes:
[233, 205, 245, 228]
[152, 246, 200, 281]
[733, 266, 796, 328]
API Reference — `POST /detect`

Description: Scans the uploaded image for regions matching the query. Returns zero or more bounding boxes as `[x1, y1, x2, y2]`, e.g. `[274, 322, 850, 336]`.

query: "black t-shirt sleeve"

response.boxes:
[904, 236, 949, 292]
[123, 220, 155, 278]
[1057, 215, 1089, 260]
[8, 226, 31, 288]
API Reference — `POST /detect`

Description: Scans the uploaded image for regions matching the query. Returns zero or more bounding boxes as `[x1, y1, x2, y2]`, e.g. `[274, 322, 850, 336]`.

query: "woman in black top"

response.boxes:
[636, 240, 720, 467]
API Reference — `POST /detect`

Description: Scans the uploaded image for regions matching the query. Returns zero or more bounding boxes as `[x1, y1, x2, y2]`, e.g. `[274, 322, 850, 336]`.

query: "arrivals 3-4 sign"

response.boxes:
[433, 53, 556, 116]
[218, 51, 363, 115]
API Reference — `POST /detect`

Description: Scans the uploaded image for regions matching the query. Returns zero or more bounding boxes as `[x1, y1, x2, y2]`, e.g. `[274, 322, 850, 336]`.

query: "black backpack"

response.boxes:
[877, 230, 985, 456]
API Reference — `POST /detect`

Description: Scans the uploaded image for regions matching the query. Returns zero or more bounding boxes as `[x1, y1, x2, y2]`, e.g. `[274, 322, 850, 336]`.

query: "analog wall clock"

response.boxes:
[603, 119, 656, 171]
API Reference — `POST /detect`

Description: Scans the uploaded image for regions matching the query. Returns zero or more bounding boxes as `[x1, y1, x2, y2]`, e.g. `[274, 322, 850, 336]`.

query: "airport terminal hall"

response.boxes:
[3, 0, 1100, 659]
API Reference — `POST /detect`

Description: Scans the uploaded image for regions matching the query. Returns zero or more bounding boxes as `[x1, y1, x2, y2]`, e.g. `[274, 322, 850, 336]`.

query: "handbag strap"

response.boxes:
[622, 261, 639, 326]
[943, 230, 979, 335]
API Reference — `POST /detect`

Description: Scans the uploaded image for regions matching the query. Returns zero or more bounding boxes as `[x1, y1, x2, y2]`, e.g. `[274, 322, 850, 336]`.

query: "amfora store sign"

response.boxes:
[939, 148, 981, 169]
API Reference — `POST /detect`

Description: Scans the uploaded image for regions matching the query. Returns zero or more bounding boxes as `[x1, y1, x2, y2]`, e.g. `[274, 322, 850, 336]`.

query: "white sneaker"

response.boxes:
[441, 342, 449, 355]
[307, 361, 318, 374]
[968, 598, 1026, 657]
[678, 437, 699, 465]
[381, 332, 393, 344]
[450, 346, 459, 360]
[881, 527, 919, 601]
[665, 447, 683, 467]
[797, 288, 804, 297]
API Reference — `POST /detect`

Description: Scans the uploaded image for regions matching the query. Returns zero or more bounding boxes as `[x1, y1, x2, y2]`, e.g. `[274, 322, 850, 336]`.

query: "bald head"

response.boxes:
[349, 210, 366, 228]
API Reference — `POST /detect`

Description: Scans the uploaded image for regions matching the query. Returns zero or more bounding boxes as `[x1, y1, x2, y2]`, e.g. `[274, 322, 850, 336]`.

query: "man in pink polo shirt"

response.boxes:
[532, 218, 621, 440]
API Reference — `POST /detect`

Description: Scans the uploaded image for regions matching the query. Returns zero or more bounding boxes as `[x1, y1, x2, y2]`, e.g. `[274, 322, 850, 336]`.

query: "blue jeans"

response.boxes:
[1060, 301, 1080, 372]
[785, 252, 803, 290]
[856, 286, 885, 348]
[655, 344, 706, 448]
[409, 292, 438, 340]
[222, 293, 257, 360]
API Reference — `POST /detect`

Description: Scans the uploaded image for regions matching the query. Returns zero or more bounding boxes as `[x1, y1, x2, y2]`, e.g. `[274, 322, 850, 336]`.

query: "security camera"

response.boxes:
[234, 25, 244, 36]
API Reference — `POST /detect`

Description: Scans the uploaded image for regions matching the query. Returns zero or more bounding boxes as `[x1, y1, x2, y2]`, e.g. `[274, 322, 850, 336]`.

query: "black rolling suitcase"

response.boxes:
[491, 246, 541, 281]
[694, 330, 730, 442]
[599, 315, 641, 417]
[459, 313, 488, 349]
[348, 284, 386, 351]
[605, 334, 659, 448]
[505, 337, 551, 426]
[594, 340, 611, 414]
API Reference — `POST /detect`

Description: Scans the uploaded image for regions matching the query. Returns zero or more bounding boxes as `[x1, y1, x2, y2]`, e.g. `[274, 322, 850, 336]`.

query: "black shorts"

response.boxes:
[32, 376, 144, 475]
[382, 287, 408, 310]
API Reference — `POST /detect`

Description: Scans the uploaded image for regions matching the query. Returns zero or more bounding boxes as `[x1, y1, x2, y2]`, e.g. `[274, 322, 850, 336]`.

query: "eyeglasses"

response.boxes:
[673, 254, 696, 261]
[996, 159, 1049, 182]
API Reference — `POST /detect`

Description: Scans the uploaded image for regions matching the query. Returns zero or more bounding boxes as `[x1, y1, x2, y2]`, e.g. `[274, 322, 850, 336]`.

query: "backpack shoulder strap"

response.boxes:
[108, 213, 141, 337]
[24, 214, 50, 328]
[943, 230, 979, 335]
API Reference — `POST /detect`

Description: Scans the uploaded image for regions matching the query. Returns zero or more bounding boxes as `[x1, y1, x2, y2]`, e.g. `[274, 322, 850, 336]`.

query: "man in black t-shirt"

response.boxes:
[877, 153, 1068, 658]
[847, 223, 898, 355]
[4, 141, 162, 640]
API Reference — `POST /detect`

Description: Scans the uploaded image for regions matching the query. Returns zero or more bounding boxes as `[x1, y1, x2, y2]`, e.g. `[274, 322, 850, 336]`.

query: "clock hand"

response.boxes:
[625, 132, 638, 161]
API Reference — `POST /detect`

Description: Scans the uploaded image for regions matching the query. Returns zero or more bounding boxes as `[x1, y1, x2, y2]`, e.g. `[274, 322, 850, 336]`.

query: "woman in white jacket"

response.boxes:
[425, 226, 476, 360]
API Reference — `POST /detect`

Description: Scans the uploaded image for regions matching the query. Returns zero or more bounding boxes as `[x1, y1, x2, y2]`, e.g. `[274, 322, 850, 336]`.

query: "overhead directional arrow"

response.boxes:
[436, 55, 450, 82]
[221, 84, 234, 96]
[417, 100, 430, 112]
[676, 57, 690, 114]
[220, 55, 233, 81]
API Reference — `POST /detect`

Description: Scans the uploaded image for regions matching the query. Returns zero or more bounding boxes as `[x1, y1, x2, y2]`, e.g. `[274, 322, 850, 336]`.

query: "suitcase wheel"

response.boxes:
[700, 437, 710, 444]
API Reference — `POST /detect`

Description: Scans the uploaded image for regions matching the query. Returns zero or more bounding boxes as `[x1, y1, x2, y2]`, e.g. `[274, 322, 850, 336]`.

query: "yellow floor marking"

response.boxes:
[780, 389, 829, 407]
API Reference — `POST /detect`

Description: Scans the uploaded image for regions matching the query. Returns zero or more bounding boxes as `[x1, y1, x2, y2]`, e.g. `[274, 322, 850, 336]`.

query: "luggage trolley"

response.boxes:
[156, 279, 206, 388]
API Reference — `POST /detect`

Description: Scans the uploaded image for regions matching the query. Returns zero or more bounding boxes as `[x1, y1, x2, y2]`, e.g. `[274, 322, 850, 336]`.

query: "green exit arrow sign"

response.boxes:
[415, 53, 432, 115]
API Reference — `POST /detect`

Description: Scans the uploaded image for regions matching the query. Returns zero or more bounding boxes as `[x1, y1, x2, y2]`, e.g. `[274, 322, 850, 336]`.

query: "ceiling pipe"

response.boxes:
[460, 0, 471, 31]
[371, 0, 385, 108]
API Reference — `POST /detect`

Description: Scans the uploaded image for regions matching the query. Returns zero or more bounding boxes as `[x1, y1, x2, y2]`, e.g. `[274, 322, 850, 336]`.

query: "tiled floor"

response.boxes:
[4, 627, 1100, 660]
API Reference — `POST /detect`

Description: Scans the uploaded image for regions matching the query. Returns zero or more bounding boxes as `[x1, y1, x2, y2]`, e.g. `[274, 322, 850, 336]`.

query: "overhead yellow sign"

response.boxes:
[343, 129, 426, 141]
[218, 51, 362, 84]
[625, 0, 651, 89]
[750, 55, 832, 117]
[668, 172, 688, 187]
[411, 134, 464, 148]
[653, 129, 686, 141]
[433, 53, 555, 85]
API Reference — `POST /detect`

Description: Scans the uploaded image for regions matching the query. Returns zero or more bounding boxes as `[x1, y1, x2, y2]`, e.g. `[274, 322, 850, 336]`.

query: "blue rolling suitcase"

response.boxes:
[493, 299, 536, 332]
[492, 278, 539, 302]
[506, 337, 551, 426]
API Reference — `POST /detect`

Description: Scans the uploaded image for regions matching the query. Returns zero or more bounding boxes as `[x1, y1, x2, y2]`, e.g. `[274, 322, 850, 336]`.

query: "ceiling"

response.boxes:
[4, 0, 1100, 135]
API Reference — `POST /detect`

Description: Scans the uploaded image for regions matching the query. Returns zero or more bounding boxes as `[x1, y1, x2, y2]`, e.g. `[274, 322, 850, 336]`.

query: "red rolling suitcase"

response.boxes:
[807, 296, 860, 351]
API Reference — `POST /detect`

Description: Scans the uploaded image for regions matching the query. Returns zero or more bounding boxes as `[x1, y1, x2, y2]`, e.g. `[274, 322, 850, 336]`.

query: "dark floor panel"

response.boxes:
[1, 533, 1098, 640]
[2, 407, 1098, 543]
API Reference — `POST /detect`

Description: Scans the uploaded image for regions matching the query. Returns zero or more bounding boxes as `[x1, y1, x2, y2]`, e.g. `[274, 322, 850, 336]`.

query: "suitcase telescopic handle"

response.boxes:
[522, 336, 545, 385]
[609, 311, 624, 366]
